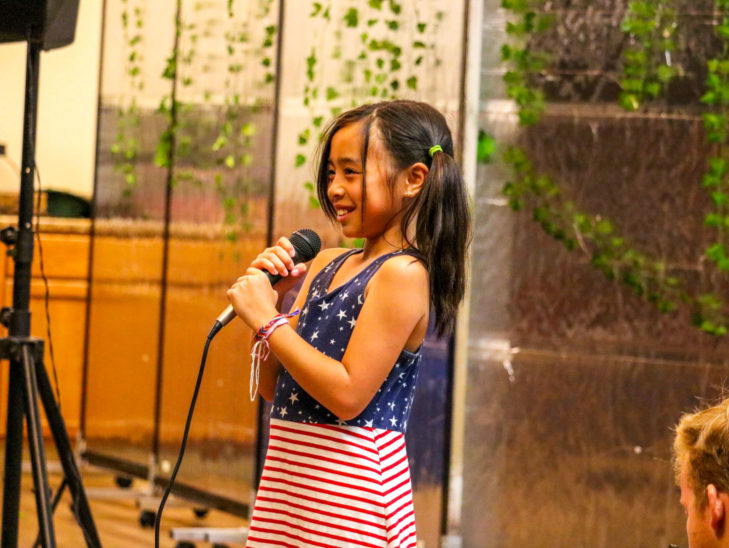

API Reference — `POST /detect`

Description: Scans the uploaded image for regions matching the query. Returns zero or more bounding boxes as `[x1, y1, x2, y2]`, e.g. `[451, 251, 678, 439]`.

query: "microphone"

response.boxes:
[208, 228, 322, 338]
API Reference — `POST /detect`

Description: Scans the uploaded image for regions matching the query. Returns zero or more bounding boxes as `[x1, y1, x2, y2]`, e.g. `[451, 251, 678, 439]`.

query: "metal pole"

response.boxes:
[1, 37, 42, 548]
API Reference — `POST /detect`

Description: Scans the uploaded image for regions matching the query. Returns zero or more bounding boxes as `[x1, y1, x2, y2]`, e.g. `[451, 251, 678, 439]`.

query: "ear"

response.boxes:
[707, 484, 727, 533]
[403, 162, 429, 199]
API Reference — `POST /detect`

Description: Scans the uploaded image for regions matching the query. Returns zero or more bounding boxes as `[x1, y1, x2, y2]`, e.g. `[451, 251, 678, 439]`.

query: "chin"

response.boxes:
[339, 226, 361, 239]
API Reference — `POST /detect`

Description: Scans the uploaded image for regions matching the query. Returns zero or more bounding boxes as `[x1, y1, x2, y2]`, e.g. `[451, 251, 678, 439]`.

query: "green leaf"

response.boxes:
[295, 153, 307, 167]
[705, 213, 722, 227]
[326, 87, 340, 100]
[477, 130, 496, 163]
[707, 243, 727, 262]
[406, 76, 418, 90]
[212, 136, 227, 151]
[154, 130, 173, 167]
[344, 8, 359, 27]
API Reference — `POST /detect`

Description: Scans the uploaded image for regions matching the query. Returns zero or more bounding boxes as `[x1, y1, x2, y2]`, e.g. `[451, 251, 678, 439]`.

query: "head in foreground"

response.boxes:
[675, 398, 729, 548]
[315, 100, 471, 336]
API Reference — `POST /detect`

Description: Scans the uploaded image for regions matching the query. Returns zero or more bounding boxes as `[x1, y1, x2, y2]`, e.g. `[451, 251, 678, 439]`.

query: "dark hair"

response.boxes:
[315, 100, 471, 336]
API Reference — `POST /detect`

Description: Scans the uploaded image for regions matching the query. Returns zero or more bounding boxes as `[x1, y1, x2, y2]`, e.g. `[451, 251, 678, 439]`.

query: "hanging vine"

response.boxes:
[499, 0, 729, 334]
[297, 0, 442, 209]
[618, 0, 679, 111]
[207, 0, 277, 240]
[111, 0, 145, 196]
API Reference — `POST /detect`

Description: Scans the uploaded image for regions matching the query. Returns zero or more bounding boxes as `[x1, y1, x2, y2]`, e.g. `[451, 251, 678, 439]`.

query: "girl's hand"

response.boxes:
[251, 237, 308, 296]
[226, 268, 280, 331]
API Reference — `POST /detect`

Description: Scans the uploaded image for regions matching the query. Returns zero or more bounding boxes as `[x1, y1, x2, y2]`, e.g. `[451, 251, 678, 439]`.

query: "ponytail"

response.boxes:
[404, 148, 470, 337]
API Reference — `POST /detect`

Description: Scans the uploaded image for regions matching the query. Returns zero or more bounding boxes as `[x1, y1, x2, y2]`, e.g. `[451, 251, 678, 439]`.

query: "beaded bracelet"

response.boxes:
[249, 309, 300, 401]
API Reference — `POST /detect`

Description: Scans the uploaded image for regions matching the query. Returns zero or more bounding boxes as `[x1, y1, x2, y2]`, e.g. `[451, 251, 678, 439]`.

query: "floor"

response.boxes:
[8, 463, 249, 547]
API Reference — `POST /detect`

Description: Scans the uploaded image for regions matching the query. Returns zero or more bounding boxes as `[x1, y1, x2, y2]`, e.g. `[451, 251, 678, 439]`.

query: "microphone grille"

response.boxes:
[290, 229, 321, 262]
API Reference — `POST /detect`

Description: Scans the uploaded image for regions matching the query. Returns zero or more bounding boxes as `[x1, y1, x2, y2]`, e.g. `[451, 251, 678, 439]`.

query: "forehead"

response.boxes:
[330, 121, 366, 160]
[329, 120, 386, 163]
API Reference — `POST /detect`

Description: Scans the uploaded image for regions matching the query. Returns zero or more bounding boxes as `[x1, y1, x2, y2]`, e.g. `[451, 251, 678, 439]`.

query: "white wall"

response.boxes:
[0, 0, 104, 199]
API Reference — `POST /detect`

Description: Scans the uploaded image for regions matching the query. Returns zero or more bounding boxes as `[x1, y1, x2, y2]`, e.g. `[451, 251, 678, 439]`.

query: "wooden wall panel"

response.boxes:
[0, 217, 265, 447]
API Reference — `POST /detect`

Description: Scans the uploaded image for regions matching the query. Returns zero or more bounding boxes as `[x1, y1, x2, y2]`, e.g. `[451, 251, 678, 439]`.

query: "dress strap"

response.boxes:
[349, 248, 422, 288]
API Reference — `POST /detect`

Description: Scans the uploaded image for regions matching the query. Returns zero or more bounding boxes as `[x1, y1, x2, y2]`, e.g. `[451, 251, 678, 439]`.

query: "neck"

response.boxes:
[361, 229, 408, 260]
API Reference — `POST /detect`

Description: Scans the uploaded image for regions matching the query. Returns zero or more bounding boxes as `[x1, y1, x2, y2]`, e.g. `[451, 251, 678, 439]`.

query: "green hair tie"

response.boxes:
[429, 145, 443, 158]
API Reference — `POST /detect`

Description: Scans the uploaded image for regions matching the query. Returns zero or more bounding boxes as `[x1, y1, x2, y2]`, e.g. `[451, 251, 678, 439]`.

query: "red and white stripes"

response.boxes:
[246, 419, 417, 548]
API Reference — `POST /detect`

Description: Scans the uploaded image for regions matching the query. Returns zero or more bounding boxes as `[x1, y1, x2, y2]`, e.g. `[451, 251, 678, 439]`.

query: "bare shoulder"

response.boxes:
[370, 253, 429, 296]
[307, 247, 350, 276]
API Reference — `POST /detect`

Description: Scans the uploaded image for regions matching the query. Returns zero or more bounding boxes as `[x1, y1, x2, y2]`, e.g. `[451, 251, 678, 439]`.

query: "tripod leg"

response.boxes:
[1, 362, 25, 547]
[35, 353, 102, 547]
[22, 347, 56, 547]
[33, 477, 68, 548]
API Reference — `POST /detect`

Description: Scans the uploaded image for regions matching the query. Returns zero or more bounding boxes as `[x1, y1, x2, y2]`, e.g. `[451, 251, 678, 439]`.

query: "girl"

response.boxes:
[227, 100, 470, 548]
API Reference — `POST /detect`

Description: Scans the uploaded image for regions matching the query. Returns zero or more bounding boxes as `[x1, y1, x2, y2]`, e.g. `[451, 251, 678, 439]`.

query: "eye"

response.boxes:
[344, 168, 359, 176]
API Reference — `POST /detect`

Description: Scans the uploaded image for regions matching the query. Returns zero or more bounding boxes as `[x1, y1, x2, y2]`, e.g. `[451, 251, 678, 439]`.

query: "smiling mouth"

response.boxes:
[335, 207, 354, 220]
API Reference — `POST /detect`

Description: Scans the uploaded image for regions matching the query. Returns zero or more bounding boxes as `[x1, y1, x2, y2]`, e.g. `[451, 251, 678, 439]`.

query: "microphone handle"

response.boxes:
[215, 269, 282, 328]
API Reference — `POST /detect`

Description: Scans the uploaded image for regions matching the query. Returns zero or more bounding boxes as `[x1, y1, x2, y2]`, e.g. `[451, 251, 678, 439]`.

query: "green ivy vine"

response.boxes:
[111, 0, 277, 239]
[111, 0, 145, 195]
[499, 0, 729, 335]
[209, 0, 277, 240]
[618, 0, 678, 111]
[298, 0, 443, 209]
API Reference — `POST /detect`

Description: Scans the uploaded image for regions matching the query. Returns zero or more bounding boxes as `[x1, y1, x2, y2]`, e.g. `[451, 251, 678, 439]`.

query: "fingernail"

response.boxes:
[291, 268, 299, 276]
[289, 249, 295, 256]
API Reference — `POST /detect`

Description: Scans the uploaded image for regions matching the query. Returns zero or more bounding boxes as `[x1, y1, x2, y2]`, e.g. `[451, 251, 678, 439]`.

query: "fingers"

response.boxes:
[276, 236, 296, 258]
[250, 237, 298, 278]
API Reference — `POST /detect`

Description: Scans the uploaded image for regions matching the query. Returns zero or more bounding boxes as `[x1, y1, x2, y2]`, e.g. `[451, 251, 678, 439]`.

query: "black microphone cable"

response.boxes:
[153, 228, 320, 545]
[154, 327, 216, 548]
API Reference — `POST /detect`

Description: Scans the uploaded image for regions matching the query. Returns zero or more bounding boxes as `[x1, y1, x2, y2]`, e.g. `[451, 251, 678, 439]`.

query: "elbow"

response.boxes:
[329, 393, 369, 422]
[259, 384, 275, 402]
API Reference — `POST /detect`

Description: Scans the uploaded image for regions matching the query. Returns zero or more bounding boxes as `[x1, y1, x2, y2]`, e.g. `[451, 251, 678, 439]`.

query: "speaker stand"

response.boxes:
[0, 38, 101, 548]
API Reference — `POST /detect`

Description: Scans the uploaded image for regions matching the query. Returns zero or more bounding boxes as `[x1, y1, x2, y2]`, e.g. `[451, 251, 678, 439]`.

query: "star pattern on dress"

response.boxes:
[268, 249, 422, 433]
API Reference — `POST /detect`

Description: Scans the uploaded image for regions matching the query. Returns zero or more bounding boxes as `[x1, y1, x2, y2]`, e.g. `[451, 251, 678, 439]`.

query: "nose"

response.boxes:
[328, 175, 344, 201]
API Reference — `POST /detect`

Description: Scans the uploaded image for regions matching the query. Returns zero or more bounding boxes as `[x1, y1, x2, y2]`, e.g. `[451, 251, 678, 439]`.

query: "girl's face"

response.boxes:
[326, 121, 407, 242]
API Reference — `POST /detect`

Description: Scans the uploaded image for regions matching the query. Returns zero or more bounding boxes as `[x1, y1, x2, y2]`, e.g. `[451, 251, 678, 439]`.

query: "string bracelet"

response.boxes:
[250, 309, 300, 401]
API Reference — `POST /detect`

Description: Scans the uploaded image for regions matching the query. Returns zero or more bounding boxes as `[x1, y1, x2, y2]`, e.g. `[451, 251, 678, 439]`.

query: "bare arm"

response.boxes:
[246, 247, 347, 401]
[229, 253, 429, 418]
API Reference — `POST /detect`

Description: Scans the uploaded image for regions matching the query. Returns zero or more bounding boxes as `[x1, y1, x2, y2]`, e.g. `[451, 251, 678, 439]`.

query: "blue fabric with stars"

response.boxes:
[270, 248, 422, 433]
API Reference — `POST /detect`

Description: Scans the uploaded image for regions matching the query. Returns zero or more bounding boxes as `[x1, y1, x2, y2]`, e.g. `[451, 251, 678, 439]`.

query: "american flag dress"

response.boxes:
[246, 249, 422, 548]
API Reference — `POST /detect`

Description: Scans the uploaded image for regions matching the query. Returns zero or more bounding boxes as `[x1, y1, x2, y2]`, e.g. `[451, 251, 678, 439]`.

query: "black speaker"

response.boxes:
[0, 0, 79, 50]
